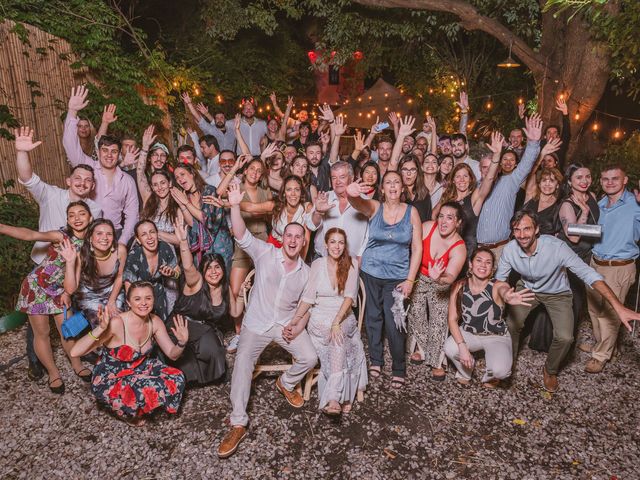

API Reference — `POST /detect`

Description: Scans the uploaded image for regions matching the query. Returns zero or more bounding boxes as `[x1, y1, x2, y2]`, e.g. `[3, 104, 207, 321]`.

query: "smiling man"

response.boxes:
[218, 182, 317, 459]
[496, 210, 640, 393]
[63, 85, 139, 245]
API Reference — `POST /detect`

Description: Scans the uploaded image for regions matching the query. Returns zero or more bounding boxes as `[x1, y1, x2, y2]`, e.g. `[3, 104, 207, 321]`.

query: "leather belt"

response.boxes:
[593, 257, 635, 267]
[479, 238, 509, 250]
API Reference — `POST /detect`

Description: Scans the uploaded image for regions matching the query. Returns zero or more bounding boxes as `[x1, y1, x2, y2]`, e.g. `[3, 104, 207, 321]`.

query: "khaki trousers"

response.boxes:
[229, 324, 317, 427]
[586, 260, 636, 362]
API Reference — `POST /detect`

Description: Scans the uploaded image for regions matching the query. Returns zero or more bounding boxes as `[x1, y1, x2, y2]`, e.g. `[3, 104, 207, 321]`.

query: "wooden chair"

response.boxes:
[302, 277, 367, 403]
[242, 270, 302, 395]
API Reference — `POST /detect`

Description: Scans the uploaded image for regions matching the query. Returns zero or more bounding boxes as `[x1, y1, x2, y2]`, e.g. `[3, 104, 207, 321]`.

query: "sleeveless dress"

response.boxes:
[408, 222, 465, 368]
[522, 199, 561, 236]
[167, 285, 227, 385]
[16, 230, 83, 315]
[457, 194, 478, 260]
[73, 258, 124, 328]
[232, 185, 271, 269]
[91, 320, 185, 418]
[303, 258, 368, 409]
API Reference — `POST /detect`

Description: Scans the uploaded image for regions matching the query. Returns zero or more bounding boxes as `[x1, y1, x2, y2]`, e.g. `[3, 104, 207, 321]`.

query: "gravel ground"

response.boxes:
[1, 323, 639, 480]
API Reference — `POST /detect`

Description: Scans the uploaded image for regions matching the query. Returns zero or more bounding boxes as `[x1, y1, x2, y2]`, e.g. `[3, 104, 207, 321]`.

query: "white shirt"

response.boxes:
[306, 191, 369, 258]
[237, 117, 268, 156]
[204, 172, 223, 188]
[201, 153, 220, 177]
[462, 155, 481, 181]
[19, 173, 102, 264]
[237, 230, 309, 334]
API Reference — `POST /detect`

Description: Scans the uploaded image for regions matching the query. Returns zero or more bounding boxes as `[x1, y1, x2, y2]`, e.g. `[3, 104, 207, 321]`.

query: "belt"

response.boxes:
[479, 238, 509, 250]
[593, 257, 635, 267]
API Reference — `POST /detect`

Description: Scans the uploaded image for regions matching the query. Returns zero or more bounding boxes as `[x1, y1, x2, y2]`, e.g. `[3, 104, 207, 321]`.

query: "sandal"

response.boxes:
[368, 366, 381, 379]
[48, 377, 65, 395]
[431, 368, 446, 382]
[482, 379, 500, 389]
[390, 377, 405, 389]
[74, 367, 92, 383]
[322, 403, 342, 416]
[410, 352, 425, 365]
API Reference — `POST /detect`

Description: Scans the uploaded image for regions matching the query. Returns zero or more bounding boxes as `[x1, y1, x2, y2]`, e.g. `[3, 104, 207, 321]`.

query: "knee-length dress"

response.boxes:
[408, 222, 465, 368]
[91, 322, 185, 418]
[73, 258, 124, 328]
[16, 230, 83, 315]
[167, 284, 227, 385]
[302, 257, 367, 409]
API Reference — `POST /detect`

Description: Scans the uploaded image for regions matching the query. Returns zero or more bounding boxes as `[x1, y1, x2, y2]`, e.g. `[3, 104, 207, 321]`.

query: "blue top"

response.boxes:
[361, 203, 414, 280]
[496, 235, 603, 294]
[593, 190, 640, 260]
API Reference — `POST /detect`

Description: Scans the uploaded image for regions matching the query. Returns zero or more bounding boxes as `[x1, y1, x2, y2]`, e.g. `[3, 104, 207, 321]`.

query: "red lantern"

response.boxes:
[307, 51, 318, 63]
[353, 51, 363, 61]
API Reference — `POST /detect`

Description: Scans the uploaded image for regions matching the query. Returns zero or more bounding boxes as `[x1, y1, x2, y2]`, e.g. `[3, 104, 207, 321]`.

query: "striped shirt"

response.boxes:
[476, 140, 540, 244]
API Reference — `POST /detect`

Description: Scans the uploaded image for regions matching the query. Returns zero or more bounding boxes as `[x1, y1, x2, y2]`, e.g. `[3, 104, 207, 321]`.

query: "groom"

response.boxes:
[217, 183, 317, 459]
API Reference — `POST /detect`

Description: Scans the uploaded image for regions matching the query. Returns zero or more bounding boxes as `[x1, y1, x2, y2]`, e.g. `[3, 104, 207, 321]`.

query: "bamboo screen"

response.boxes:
[0, 20, 88, 194]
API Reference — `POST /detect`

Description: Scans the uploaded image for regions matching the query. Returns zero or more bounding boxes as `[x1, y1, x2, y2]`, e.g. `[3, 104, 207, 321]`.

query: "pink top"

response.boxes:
[63, 114, 139, 244]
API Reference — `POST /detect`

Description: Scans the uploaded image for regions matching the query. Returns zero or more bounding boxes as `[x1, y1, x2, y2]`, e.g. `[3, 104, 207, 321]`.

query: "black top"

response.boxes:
[461, 280, 507, 335]
[171, 283, 227, 327]
[407, 194, 432, 223]
[458, 194, 478, 258]
[557, 194, 600, 262]
[523, 198, 561, 236]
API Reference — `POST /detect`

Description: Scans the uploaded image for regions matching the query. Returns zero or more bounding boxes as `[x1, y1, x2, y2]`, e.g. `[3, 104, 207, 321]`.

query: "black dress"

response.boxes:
[407, 194, 432, 223]
[458, 194, 478, 259]
[167, 285, 227, 385]
[522, 199, 561, 236]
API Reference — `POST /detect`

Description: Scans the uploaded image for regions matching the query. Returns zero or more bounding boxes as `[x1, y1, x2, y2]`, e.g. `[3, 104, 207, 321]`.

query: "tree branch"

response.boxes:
[352, 0, 549, 77]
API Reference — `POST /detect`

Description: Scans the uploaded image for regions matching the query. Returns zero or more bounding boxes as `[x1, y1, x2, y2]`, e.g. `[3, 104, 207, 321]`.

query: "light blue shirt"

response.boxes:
[593, 190, 640, 260]
[496, 235, 603, 294]
[197, 118, 237, 152]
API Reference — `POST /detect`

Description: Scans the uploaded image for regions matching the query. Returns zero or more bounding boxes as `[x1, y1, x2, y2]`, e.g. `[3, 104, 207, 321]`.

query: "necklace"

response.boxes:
[92, 249, 112, 261]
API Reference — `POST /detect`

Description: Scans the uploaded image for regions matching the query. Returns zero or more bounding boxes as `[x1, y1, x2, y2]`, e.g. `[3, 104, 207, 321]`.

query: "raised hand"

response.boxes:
[170, 187, 189, 206]
[286, 95, 294, 111]
[14, 127, 42, 153]
[314, 191, 336, 214]
[319, 130, 330, 147]
[196, 102, 209, 116]
[319, 103, 334, 123]
[541, 137, 562, 156]
[524, 113, 543, 142]
[333, 115, 347, 136]
[487, 131, 505, 154]
[234, 113, 241, 131]
[388, 111, 400, 127]
[68, 85, 89, 114]
[456, 91, 469, 112]
[122, 146, 140, 169]
[227, 182, 243, 206]
[426, 115, 437, 133]
[346, 179, 369, 198]
[398, 115, 416, 137]
[171, 314, 189, 345]
[504, 287, 535, 307]
[370, 116, 381, 133]
[555, 96, 568, 116]
[353, 131, 365, 152]
[518, 102, 526, 120]
[269, 92, 278, 106]
[181, 92, 192, 105]
[102, 104, 118, 125]
[174, 219, 188, 243]
[97, 304, 111, 331]
[260, 142, 279, 161]
[233, 153, 252, 173]
[59, 237, 77, 262]
[141, 125, 157, 151]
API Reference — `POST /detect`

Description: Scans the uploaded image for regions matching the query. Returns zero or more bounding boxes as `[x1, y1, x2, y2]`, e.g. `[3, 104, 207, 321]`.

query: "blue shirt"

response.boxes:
[496, 235, 603, 294]
[593, 190, 640, 260]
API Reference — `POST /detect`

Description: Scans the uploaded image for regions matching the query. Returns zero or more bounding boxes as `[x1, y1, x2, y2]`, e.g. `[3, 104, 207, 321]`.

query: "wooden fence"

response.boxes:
[0, 20, 88, 194]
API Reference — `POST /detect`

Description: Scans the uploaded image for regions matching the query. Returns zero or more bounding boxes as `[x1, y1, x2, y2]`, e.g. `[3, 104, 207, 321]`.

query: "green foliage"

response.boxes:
[0, 184, 39, 315]
[0, 105, 19, 141]
[592, 132, 640, 195]
[2, 0, 164, 136]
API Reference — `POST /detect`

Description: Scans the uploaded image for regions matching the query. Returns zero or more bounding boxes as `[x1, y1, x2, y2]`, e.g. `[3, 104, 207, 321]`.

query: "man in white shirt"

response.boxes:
[235, 98, 267, 156]
[198, 135, 221, 178]
[218, 183, 317, 459]
[203, 150, 237, 188]
[307, 161, 369, 260]
[14, 126, 102, 380]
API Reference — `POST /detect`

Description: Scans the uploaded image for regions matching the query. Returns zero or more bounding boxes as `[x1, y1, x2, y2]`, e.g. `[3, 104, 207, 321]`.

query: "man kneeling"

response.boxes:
[218, 183, 317, 458]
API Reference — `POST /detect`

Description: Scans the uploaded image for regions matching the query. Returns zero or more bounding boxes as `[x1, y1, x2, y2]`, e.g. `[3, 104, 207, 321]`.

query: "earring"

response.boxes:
[111, 245, 116, 253]
[89, 242, 94, 252]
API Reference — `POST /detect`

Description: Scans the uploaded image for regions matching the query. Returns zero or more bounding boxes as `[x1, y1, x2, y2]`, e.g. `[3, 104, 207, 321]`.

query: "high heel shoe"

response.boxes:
[48, 377, 65, 394]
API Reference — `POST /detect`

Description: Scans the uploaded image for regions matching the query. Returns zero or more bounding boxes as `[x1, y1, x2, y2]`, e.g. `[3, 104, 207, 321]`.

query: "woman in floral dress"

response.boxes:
[71, 281, 189, 424]
[0, 201, 93, 393]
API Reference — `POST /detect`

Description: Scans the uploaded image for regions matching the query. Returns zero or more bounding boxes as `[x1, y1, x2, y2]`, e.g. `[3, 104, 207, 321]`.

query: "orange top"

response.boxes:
[420, 222, 465, 276]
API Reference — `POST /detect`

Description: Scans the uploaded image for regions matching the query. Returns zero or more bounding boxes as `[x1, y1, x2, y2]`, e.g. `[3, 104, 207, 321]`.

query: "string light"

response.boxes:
[485, 98, 493, 110]
[592, 121, 599, 132]
[429, 89, 434, 94]
[172, 81, 178, 88]
[217, 95, 223, 103]
[574, 112, 580, 121]
[194, 87, 200, 95]
[517, 98, 524, 105]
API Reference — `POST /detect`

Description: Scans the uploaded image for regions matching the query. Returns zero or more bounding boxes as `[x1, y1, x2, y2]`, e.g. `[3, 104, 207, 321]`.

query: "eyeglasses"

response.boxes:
[400, 168, 418, 174]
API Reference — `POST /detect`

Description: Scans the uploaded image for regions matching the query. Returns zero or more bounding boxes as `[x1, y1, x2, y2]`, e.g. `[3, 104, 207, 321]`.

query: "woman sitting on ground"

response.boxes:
[284, 228, 368, 415]
[167, 221, 244, 385]
[444, 248, 534, 387]
[123, 220, 179, 321]
[1, 201, 93, 393]
[71, 281, 188, 424]
[65, 219, 127, 327]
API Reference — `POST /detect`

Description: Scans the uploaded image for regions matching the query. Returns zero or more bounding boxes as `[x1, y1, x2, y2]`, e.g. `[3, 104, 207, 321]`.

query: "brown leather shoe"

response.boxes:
[218, 426, 247, 459]
[276, 376, 304, 408]
[542, 366, 558, 393]
[585, 358, 605, 374]
[482, 378, 500, 389]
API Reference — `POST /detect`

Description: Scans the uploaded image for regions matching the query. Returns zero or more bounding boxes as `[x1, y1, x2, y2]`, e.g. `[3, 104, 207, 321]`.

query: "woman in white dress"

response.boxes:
[284, 228, 367, 415]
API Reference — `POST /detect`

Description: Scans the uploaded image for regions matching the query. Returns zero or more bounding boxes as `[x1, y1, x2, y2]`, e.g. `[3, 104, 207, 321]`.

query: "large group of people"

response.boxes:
[4, 86, 640, 458]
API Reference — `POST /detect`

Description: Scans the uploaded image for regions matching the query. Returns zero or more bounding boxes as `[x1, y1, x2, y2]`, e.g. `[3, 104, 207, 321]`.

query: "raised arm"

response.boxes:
[70, 305, 116, 358]
[427, 116, 438, 155]
[97, 104, 118, 141]
[457, 91, 469, 134]
[153, 314, 188, 360]
[63, 85, 94, 167]
[346, 180, 378, 218]
[389, 116, 416, 171]
[182, 92, 204, 123]
[137, 125, 156, 204]
[175, 221, 203, 292]
[269, 92, 286, 119]
[277, 96, 294, 142]
[14, 127, 41, 182]
[216, 154, 251, 197]
[233, 114, 251, 156]
[509, 114, 543, 187]
[524, 138, 563, 203]
[329, 115, 347, 165]
[388, 111, 400, 139]
[228, 182, 248, 240]
[0, 223, 62, 243]
[471, 131, 503, 214]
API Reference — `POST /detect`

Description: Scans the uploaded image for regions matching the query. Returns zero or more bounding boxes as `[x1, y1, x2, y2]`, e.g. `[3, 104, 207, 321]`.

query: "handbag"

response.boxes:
[61, 306, 90, 339]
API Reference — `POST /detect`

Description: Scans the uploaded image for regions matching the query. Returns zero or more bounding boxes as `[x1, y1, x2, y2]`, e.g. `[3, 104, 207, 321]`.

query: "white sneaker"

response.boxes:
[227, 334, 240, 353]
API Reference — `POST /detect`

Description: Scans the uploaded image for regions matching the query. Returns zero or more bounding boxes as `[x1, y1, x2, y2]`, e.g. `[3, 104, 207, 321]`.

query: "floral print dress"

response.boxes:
[16, 230, 83, 315]
[91, 321, 185, 418]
